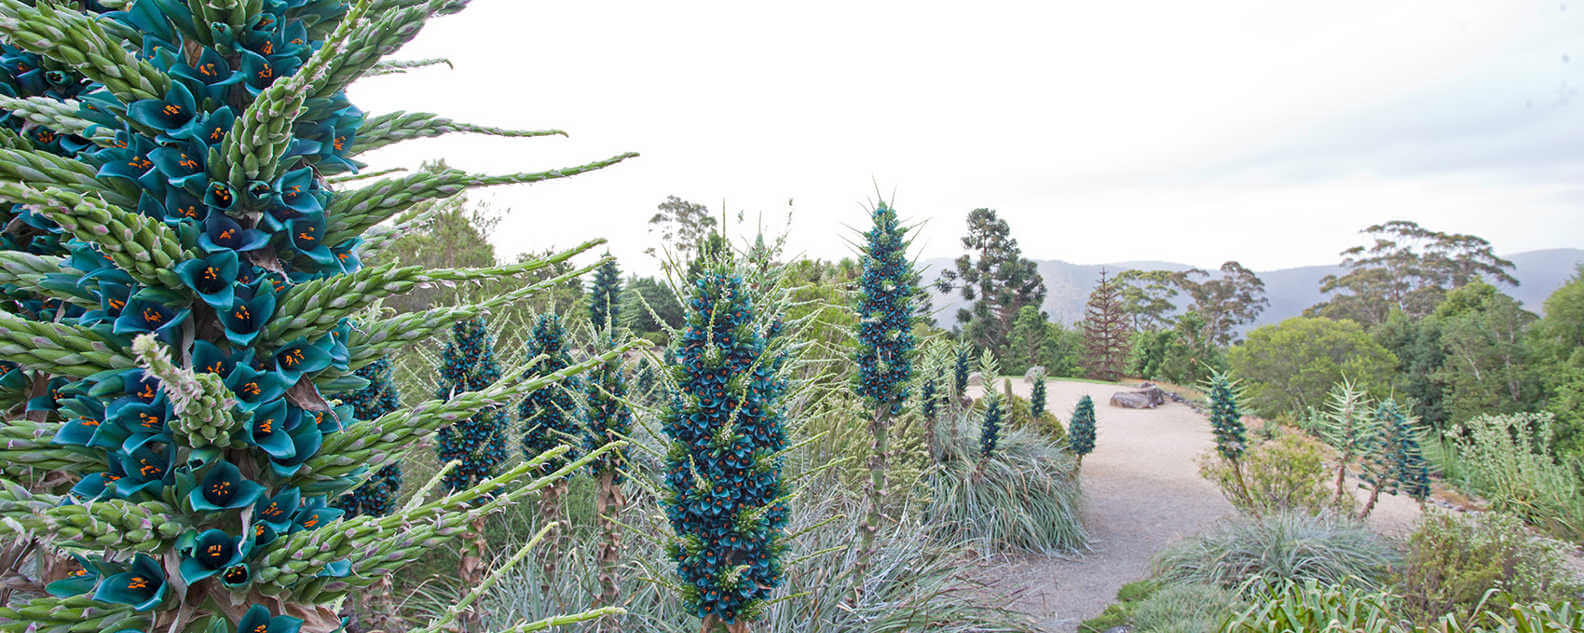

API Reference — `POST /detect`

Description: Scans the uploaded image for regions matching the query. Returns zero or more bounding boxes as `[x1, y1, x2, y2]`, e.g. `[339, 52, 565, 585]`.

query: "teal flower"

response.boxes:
[178, 529, 251, 584]
[274, 167, 322, 214]
[292, 497, 342, 532]
[200, 213, 270, 254]
[223, 364, 288, 411]
[105, 395, 171, 451]
[92, 554, 167, 611]
[253, 486, 301, 532]
[218, 290, 277, 347]
[193, 340, 243, 376]
[45, 554, 100, 597]
[266, 419, 322, 477]
[176, 251, 240, 309]
[126, 82, 200, 142]
[148, 142, 209, 191]
[245, 399, 297, 459]
[273, 338, 331, 384]
[114, 442, 173, 497]
[286, 216, 333, 265]
[94, 132, 162, 192]
[189, 460, 264, 511]
[170, 48, 244, 102]
[204, 181, 239, 211]
[236, 605, 303, 633]
[220, 563, 252, 589]
[111, 288, 190, 341]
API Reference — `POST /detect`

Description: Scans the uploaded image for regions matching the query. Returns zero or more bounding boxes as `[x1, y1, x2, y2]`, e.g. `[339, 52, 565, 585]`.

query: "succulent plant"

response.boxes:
[661, 267, 789, 628]
[0, 2, 634, 632]
[978, 349, 1002, 458]
[1359, 398, 1429, 517]
[435, 316, 509, 492]
[588, 254, 621, 332]
[1027, 366, 1047, 420]
[520, 313, 581, 475]
[1068, 394, 1096, 463]
[1206, 371, 1246, 462]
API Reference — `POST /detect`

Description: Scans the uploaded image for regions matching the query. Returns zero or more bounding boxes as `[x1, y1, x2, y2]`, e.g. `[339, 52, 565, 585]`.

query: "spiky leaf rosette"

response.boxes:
[1068, 395, 1096, 458]
[584, 331, 631, 482]
[587, 255, 621, 331]
[1205, 371, 1245, 461]
[661, 270, 789, 625]
[435, 316, 509, 492]
[0, 2, 633, 632]
[331, 357, 401, 517]
[519, 313, 581, 473]
[852, 202, 915, 414]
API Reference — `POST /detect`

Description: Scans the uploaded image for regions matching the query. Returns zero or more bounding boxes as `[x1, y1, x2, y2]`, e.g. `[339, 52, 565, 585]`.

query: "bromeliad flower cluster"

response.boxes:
[661, 269, 789, 627]
[0, 2, 634, 633]
[853, 202, 915, 415]
[434, 316, 510, 492]
[521, 313, 582, 475]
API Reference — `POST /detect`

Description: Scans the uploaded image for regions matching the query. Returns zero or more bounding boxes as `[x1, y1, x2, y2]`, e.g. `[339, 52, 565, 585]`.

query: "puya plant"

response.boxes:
[0, 2, 636, 633]
[433, 314, 511, 604]
[977, 349, 1003, 459]
[1026, 366, 1047, 421]
[1204, 370, 1251, 512]
[1358, 398, 1430, 518]
[850, 200, 916, 577]
[1317, 379, 1377, 508]
[1068, 394, 1096, 466]
[917, 339, 953, 463]
[519, 312, 581, 529]
[661, 253, 790, 633]
[583, 256, 633, 611]
[330, 357, 402, 518]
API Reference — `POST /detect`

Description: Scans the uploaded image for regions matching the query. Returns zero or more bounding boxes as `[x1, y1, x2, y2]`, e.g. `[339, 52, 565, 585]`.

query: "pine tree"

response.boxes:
[1068, 395, 1097, 465]
[332, 358, 404, 518]
[1082, 269, 1131, 381]
[851, 201, 916, 576]
[0, 3, 634, 633]
[588, 255, 622, 330]
[585, 261, 633, 612]
[662, 267, 789, 631]
[1027, 366, 1048, 420]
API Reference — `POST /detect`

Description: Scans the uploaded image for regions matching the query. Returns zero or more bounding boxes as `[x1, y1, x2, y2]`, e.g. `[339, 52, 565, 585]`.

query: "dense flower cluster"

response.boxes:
[332, 358, 402, 517]
[435, 316, 509, 492]
[853, 203, 915, 414]
[1068, 395, 1096, 459]
[588, 255, 622, 330]
[1028, 367, 1047, 420]
[920, 375, 939, 421]
[1207, 372, 1246, 461]
[520, 313, 581, 474]
[1361, 399, 1429, 502]
[980, 392, 1003, 457]
[0, 2, 632, 633]
[953, 344, 971, 397]
[661, 270, 789, 624]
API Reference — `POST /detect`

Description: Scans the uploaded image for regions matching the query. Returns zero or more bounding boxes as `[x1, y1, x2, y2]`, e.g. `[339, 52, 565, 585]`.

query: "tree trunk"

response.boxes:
[854, 408, 889, 594]
[1358, 481, 1385, 520]
[594, 470, 626, 625]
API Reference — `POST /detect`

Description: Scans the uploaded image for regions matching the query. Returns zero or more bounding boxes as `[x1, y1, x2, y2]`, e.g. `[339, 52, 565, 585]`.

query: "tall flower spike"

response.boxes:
[661, 267, 789, 627]
[1068, 394, 1096, 465]
[978, 349, 1003, 458]
[0, 1, 634, 632]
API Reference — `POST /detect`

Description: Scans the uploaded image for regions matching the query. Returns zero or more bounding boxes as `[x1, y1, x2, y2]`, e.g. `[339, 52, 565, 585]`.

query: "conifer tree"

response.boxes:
[1205, 371, 1251, 511]
[1082, 269, 1130, 381]
[585, 264, 632, 612]
[977, 350, 1003, 458]
[1027, 366, 1047, 420]
[661, 265, 789, 632]
[1068, 395, 1097, 465]
[851, 201, 916, 577]
[0, 3, 635, 633]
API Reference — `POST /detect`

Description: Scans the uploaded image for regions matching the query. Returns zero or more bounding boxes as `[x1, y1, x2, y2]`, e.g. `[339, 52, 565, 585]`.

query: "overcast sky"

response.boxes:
[349, 1, 1583, 276]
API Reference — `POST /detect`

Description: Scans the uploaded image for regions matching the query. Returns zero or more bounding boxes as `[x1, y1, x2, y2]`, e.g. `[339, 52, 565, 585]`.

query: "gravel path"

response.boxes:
[971, 378, 1428, 633]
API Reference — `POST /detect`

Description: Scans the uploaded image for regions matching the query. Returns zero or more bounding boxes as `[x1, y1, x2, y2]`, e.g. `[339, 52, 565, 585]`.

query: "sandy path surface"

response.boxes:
[970, 379, 1427, 633]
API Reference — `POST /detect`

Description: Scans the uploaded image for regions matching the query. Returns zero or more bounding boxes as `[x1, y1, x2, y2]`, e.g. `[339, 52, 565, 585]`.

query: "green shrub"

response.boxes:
[1228, 317, 1398, 417]
[1132, 582, 1241, 633]
[1395, 509, 1582, 624]
[1197, 431, 1349, 517]
[1076, 580, 1160, 633]
[927, 416, 1087, 554]
[1447, 412, 1583, 543]
[1153, 512, 1399, 590]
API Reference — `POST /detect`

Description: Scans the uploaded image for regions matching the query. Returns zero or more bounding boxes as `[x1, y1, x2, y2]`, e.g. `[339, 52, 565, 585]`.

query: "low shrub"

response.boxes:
[1223, 578, 1409, 633]
[1395, 509, 1583, 624]
[1132, 582, 1242, 633]
[1446, 413, 1583, 543]
[1197, 430, 1352, 517]
[1076, 580, 1160, 633]
[926, 415, 1087, 555]
[1152, 512, 1399, 590]
[973, 388, 1067, 442]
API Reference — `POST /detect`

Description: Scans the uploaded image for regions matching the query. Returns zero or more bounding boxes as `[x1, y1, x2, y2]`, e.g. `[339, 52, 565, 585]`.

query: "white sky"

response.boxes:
[349, 1, 1583, 276]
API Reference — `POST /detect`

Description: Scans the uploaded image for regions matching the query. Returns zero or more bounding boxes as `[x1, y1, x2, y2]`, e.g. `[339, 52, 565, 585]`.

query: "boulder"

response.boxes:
[1109, 386, 1168, 409]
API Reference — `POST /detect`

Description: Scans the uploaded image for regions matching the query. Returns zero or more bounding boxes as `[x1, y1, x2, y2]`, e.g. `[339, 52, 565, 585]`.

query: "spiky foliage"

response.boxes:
[1358, 399, 1424, 518]
[661, 269, 789, 627]
[952, 342, 971, 401]
[928, 413, 1087, 555]
[0, 2, 635, 631]
[588, 255, 621, 331]
[1068, 395, 1096, 463]
[332, 358, 402, 517]
[520, 313, 581, 473]
[1206, 371, 1246, 461]
[1317, 380, 1378, 506]
[1026, 366, 1047, 420]
[435, 316, 509, 492]
[851, 201, 917, 577]
[977, 350, 1003, 458]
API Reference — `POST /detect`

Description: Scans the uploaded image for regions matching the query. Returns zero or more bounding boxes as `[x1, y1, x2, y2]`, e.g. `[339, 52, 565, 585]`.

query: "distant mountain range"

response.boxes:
[919, 248, 1584, 331]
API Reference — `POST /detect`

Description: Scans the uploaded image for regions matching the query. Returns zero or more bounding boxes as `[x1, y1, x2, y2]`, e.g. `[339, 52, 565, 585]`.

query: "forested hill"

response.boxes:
[920, 248, 1584, 328]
